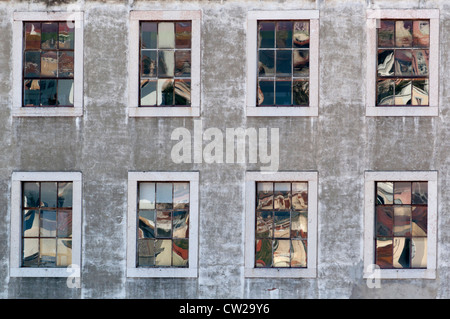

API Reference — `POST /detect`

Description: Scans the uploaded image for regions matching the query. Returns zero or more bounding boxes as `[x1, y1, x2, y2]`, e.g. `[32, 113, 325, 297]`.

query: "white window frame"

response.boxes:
[126, 171, 199, 278]
[246, 10, 319, 117]
[10, 172, 82, 278]
[244, 171, 318, 278]
[366, 9, 439, 117]
[363, 171, 437, 279]
[128, 10, 201, 118]
[12, 12, 84, 117]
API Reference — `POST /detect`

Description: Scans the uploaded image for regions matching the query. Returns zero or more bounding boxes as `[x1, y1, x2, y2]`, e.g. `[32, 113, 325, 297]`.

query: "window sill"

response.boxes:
[10, 267, 80, 278]
[366, 105, 439, 117]
[246, 106, 318, 117]
[128, 106, 200, 117]
[126, 267, 198, 278]
[12, 107, 83, 117]
[363, 268, 436, 280]
[244, 267, 317, 278]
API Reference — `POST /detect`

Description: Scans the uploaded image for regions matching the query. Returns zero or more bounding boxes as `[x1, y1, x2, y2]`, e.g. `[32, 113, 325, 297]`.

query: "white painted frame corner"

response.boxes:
[126, 171, 199, 278]
[12, 12, 84, 117]
[128, 10, 201, 118]
[363, 171, 437, 279]
[366, 9, 439, 117]
[244, 171, 318, 278]
[246, 10, 319, 117]
[10, 172, 82, 277]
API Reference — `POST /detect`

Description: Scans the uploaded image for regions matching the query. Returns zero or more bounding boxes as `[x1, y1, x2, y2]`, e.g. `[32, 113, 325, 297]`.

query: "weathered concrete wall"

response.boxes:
[0, 0, 449, 299]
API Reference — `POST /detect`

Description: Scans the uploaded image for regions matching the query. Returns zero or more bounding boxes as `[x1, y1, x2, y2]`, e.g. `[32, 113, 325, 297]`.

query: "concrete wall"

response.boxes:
[0, 0, 448, 299]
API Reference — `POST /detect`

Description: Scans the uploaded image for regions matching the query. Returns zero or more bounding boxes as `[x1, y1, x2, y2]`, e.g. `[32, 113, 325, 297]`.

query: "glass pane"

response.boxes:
[291, 239, 307, 267]
[413, 20, 430, 47]
[173, 211, 189, 238]
[293, 49, 309, 77]
[155, 239, 172, 266]
[395, 50, 413, 76]
[140, 80, 157, 106]
[41, 22, 58, 50]
[24, 80, 41, 106]
[57, 239, 72, 267]
[141, 22, 157, 49]
[40, 210, 57, 237]
[376, 79, 394, 105]
[141, 50, 157, 77]
[156, 211, 172, 238]
[394, 79, 412, 105]
[41, 51, 58, 77]
[412, 182, 428, 204]
[412, 206, 427, 236]
[58, 182, 73, 208]
[174, 50, 191, 77]
[293, 21, 309, 48]
[255, 239, 272, 267]
[40, 238, 56, 267]
[157, 79, 174, 106]
[175, 22, 191, 49]
[376, 238, 393, 268]
[23, 210, 39, 237]
[274, 182, 290, 210]
[22, 238, 39, 267]
[376, 206, 393, 236]
[172, 239, 189, 266]
[377, 50, 394, 76]
[378, 20, 395, 47]
[158, 22, 175, 49]
[393, 237, 410, 268]
[138, 210, 156, 239]
[156, 183, 173, 210]
[139, 182, 155, 209]
[273, 239, 290, 267]
[23, 182, 39, 207]
[256, 211, 273, 238]
[276, 50, 292, 77]
[258, 22, 275, 48]
[257, 182, 273, 210]
[394, 182, 411, 205]
[413, 50, 429, 76]
[291, 211, 307, 239]
[293, 80, 309, 105]
[275, 80, 292, 105]
[58, 51, 74, 77]
[257, 80, 274, 106]
[292, 182, 307, 210]
[395, 20, 413, 48]
[25, 22, 41, 50]
[274, 211, 290, 238]
[258, 50, 275, 77]
[41, 182, 57, 208]
[411, 238, 427, 268]
[377, 182, 393, 205]
[174, 80, 191, 105]
[24, 51, 41, 77]
[276, 21, 293, 48]
[173, 183, 189, 209]
[40, 79, 57, 106]
[138, 239, 155, 266]
[394, 206, 411, 236]
[58, 22, 74, 49]
[57, 79, 74, 106]
[57, 211, 72, 238]
[158, 50, 174, 77]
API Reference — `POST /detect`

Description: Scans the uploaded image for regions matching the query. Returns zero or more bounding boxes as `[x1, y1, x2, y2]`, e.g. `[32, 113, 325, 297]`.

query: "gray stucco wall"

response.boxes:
[0, 0, 448, 299]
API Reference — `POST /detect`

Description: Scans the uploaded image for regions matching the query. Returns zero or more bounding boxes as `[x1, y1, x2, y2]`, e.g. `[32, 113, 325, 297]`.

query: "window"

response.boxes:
[10, 172, 82, 277]
[246, 11, 319, 117]
[363, 171, 437, 279]
[12, 12, 84, 117]
[245, 172, 318, 278]
[128, 11, 201, 117]
[127, 172, 199, 277]
[366, 9, 439, 116]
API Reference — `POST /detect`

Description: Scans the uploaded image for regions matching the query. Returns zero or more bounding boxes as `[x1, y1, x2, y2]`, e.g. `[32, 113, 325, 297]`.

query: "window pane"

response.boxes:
[291, 239, 307, 267]
[293, 49, 309, 77]
[23, 238, 39, 267]
[41, 182, 57, 208]
[138, 239, 155, 266]
[395, 20, 413, 47]
[377, 79, 394, 105]
[24, 51, 41, 77]
[378, 20, 395, 47]
[293, 80, 309, 105]
[25, 22, 41, 50]
[393, 237, 410, 268]
[394, 79, 412, 105]
[275, 80, 292, 105]
[40, 51, 58, 77]
[174, 80, 191, 106]
[258, 80, 274, 106]
[23, 182, 39, 207]
[377, 50, 394, 77]
[156, 211, 172, 238]
[172, 239, 189, 266]
[395, 50, 413, 76]
[274, 182, 290, 210]
[174, 51, 191, 77]
[293, 21, 309, 48]
[175, 22, 191, 49]
[57, 239, 72, 267]
[41, 22, 58, 49]
[40, 238, 56, 267]
[141, 50, 157, 77]
[23, 210, 39, 237]
[24, 80, 41, 106]
[257, 182, 273, 210]
[255, 239, 272, 267]
[292, 182, 307, 210]
[139, 210, 156, 239]
[258, 22, 275, 48]
[412, 206, 427, 236]
[413, 20, 430, 47]
[58, 182, 73, 208]
[139, 182, 155, 209]
[276, 21, 293, 48]
[376, 238, 393, 268]
[411, 238, 427, 268]
[155, 239, 172, 266]
[58, 51, 74, 77]
[276, 50, 292, 77]
[258, 50, 275, 77]
[57, 79, 74, 106]
[394, 182, 411, 205]
[57, 211, 72, 238]
[140, 80, 157, 106]
[291, 211, 307, 239]
[274, 211, 290, 238]
[157, 79, 174, 106]
[376, 206, 393, 237]
[273, 239, 290, 267]
[40, 79, 57, 105]
[40, 210, 57, 237]
[158, 50, 174, 77]
[393, 206, 411, 236]
[173, 183, 189, 209]
[377, 182, 393, 204]
[58, 22, 74, 49]
[141, 22, 157, 49]
[173, 211, 189, 238]
[412, 182, 428, 204]
[158, 22, 175, 49]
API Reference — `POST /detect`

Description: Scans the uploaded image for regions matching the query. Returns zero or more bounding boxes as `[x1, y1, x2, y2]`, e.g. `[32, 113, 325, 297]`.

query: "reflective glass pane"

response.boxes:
[275, 80, 292, 105]
[57, 79, 74, 106]
[413, 20, 430, 47]
[172, 239, 189, 266]
[376, 238, 393, 268]
[256, 211, 273, 238]
[394, 182, 411, 205]
[413, 50, 429, 76]
[174, 50, 191, 77]
[41, 22, 58, 50]
[156, 211, 172, 238]
[158, 50, 174, 77]
[58, 182, 73, 208]
[394, 206, 411, 236]
[377, 50, 394, 77]
[293, 80, 309, 105]
[291, 211, 307, 239]
[158, 22, 175, 49]
[157, 79, 174, 106]
[258, 22, 275, 49]
[395, 50, 413, 76]
[25, 22, 41, 50]
[276, 21, 293, 48]
[293, 21, 309, 48]
[58, 22, 74, 49]
[393, 237, 410, 268]
[291, 239, 307, 267]
[139, 182, 155, 210]
[257, 80, 274, 106]
[395, 20, 413, 48]
[58, 51, 74, 78]
[274, 211, 290, 238]
[40, 210, 57, 237]
[23, 182, 40, 207]
[57, 211, 72, 238]
[24, 51, 41, 77]
[273, 239, 290, 267]
[376, 206, 393, 237]
[175, 22, 191, 49]
[23, 210, 39, 237]
[274, 182, 290, 210]
[155, 239, 172, 266]
[173, 183, 189, 209]
[40, 79, 57, 105]
[41, 182, 57, 208]
[257, 182, 273, 210]
[24, 80, 40, 106]
[174, 80, 191, 105]
[292, 182, 307, 210]
[394, 79, 412, 105]
[255, 239, 272, 267]
[41, 51, 58, 77]
[138, 210, 156, 239]
[141, 50, 157, 77]
[377, 182, 393, 205]
[411, 238, 427, 268]
[57, 239, 72, 267]
[22, 238, 39, 267]
[258, 50, 275, 77]
[378, 20, 395, 47]
[141, 22, 157, 49]
[40, 238, 56, 267]
[293, 49, 309, 77]
[140, 80, 157, 106]
[173, 211, 189, 238]
[138, 239, 155, 266]
[412, 182, 428, 204]
[276, 50, 292, 77]
[412, 206, 427, 236]
[376, 79, 394, 105]
[156, 183, 173, 210]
